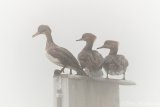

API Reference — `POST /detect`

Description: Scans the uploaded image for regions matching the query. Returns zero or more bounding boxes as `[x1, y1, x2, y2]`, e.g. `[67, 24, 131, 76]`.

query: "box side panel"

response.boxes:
[68, 79, 119, 107]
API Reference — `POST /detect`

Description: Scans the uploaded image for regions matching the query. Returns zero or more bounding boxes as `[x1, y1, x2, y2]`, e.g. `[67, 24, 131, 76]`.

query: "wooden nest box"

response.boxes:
[53, 74, 136, 107]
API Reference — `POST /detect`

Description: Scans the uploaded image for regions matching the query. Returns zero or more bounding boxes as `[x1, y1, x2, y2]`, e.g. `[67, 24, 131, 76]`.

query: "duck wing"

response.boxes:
[78, 50, 103, 72]
[47, 47, 81, 70]
[78, 51, 88, 69]
[104, 55, 128, 70]
[116, 55, 129, 69]
[91, 50, 104, 67]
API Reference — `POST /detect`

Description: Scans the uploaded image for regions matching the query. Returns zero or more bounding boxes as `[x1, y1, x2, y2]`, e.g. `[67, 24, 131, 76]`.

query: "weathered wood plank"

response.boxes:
[53, 74, 135, 107]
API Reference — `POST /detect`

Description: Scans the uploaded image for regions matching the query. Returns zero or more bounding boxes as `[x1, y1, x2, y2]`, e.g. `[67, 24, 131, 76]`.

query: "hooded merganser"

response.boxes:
[76, 33, 104, 78]
[97, 40, 128, 80]
[33, 25, 86, 76]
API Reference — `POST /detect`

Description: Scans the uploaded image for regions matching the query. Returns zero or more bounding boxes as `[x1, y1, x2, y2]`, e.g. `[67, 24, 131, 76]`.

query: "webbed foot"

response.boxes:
[54, 69, 61, 76]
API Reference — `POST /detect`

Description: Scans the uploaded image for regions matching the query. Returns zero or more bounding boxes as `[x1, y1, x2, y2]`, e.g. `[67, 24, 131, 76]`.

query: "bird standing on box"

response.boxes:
[76, 33, 104, 78]
[32, 25, 86, 76]
[97, 40, 128, 80]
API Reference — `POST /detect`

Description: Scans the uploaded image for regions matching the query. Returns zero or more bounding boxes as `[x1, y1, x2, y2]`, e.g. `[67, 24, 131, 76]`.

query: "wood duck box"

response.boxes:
[53, 74, 135, 107]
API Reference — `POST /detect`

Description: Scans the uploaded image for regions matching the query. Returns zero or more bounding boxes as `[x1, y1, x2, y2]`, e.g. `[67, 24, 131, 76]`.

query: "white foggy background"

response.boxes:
[0, 0, 160, 107]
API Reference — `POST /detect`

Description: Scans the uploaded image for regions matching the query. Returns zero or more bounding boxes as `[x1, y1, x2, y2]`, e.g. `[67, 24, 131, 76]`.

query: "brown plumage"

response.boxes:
[97, 40, 128, 80]
[32, 25, 86, 76]
[76, 33, 104, 78]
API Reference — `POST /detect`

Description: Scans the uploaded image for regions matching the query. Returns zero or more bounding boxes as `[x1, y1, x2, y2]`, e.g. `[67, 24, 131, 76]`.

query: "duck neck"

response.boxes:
[109, 48, 118, 55]
[46, 34, 56, 49]
[83, 41, 93, 50]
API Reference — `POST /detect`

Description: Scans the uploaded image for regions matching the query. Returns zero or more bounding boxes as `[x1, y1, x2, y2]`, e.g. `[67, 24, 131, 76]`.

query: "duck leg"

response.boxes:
[59, 65, 66, 74]
[122, 72, 125, 80]
[70, 69, 72, 75]
[106, 71, 109, 79]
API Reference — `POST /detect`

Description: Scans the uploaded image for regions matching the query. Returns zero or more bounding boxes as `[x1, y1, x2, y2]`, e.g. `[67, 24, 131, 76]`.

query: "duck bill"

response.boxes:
[97, 46, 104, 49]
[76, 38, 83, 41]
[32, 32, 40, 38]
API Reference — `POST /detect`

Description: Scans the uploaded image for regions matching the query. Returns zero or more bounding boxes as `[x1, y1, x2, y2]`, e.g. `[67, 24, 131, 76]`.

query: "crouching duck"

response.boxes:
[97, 40, 128, 80]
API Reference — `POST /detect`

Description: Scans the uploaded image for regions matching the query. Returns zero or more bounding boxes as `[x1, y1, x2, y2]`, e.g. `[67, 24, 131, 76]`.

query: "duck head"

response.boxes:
[32, 25, 52, 37]
[76, 33, 96, 42]
[97, 40, 118, 49]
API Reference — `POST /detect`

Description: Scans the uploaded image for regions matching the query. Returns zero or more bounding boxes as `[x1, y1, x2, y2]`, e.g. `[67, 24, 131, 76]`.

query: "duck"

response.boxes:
[76, 33, 104, 78]
[97, 40, 128, 80]
[32, 25, 86, 76]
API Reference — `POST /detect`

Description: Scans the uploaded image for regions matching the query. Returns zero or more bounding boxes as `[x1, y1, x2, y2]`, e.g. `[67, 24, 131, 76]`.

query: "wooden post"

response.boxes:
[53, 74, 135, 107]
